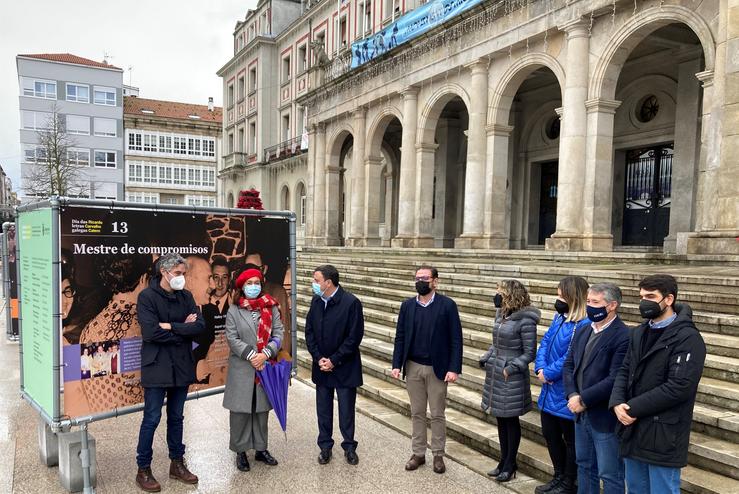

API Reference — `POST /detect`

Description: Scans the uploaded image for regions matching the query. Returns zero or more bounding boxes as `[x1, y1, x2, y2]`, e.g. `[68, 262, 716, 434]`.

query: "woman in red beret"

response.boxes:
[222, 268, 284, 472]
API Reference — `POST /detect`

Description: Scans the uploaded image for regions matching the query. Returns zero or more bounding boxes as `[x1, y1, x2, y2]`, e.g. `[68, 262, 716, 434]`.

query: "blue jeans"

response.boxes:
[136, 386, 189, 468]
[575, 414, 624, 494]
[624, 457, 681, 494]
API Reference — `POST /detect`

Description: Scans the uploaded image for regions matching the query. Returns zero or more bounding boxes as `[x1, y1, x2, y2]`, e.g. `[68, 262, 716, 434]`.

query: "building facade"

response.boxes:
[123, 96, 222, 207]
[221, 0, 738, 254]
[16, 53, 125, 202]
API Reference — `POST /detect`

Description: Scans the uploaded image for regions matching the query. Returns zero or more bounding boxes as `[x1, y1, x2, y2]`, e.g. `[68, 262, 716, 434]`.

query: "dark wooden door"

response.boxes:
[538, 161, 558, 245]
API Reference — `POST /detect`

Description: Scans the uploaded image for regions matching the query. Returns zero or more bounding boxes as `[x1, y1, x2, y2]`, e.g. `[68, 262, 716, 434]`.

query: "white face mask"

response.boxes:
[167, 272, 186, 291]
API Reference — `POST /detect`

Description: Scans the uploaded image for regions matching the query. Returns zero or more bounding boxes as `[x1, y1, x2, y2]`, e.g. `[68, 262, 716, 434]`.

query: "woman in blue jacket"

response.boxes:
[535, 276, 590, 494]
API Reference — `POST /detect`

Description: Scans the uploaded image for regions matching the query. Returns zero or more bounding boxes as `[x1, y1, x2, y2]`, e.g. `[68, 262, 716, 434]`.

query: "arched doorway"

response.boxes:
[227, 191, 234, 208]
[367, 113, 402, 246]
[280, 185, 290, 211]
[430, 96, 468, 247]
[608, 24, 704, 249]
[295, 182, 306, 227]
[324, 129, 354, 246]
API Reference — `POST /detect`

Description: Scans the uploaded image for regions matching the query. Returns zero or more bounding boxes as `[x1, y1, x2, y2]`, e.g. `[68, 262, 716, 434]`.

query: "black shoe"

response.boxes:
[487, 463, 503, 477]
[495, 470, 517, 482]
[236, 452, 250, 472]
[549, 476, 576, 494]
[318, 449, 332, 465]
[255, 450, 278, 466]
[345, 449, 359, 465]
[535, 474, 563, 493]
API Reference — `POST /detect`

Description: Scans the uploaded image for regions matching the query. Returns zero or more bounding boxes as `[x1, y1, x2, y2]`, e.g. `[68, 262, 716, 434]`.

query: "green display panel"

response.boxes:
[18, 208, 55, 418]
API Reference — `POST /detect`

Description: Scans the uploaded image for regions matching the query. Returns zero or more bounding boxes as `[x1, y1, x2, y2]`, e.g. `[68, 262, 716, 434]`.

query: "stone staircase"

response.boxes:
[293, 247, 739, 494]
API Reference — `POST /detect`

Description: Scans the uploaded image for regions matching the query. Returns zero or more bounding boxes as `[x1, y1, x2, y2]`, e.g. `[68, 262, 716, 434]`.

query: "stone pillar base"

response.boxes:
[545, 233, 583, 251]
[306, 236, 343, 247]
[454, 235, 509, 249]
[345, 237, 364, 247]
[58, 430, 97, 493]
[361, 236, 383, 247]
[679, 230, 739, 255]
[391, 236, 435, 248]
[580, 234, 614, 252]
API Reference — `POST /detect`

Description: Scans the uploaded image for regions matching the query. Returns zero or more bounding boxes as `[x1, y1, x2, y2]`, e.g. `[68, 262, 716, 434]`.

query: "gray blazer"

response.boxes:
[222, 304, 284, 413]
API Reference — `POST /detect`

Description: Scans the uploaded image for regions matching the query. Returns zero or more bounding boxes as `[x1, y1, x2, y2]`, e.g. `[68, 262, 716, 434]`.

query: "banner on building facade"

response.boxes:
[350, 0, 484, 68]
[59, 205, 291, 421]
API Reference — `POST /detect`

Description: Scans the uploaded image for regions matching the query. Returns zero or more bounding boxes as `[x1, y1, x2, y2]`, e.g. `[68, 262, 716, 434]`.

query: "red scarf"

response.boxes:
[238, 293, 278, 353]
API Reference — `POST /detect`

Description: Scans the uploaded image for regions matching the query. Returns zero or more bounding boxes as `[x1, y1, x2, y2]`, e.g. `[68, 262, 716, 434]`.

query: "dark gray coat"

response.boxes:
[480, 306, 540, 417]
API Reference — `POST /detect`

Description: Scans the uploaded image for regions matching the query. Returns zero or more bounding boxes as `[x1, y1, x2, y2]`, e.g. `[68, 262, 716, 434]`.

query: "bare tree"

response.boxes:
[23, 105, 89, 198]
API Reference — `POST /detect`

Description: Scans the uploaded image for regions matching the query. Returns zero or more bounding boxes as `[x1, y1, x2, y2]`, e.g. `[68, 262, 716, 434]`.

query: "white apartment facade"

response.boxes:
[16, 53, 125, 202]
[123, 97, 222, 207]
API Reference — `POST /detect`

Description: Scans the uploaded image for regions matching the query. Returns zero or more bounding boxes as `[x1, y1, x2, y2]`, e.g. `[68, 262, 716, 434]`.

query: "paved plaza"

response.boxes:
[0, 318, 515, 494]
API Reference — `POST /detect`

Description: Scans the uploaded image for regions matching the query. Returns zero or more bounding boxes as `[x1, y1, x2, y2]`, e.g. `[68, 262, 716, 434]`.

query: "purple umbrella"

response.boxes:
[257, 359, 291, 437]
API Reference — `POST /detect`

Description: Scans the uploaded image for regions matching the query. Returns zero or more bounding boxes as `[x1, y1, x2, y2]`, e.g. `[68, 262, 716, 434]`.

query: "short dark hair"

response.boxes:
[211, 256, 229, 272]
[416, 265, 438, 279]
[315, 264, 339, 286]
[639, 274, 678, 301]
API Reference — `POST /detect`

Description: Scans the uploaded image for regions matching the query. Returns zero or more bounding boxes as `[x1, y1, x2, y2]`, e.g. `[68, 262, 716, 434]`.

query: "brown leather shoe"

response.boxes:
[169, 458, 198, 484]
[433, 455, 446, 474]
[136, 467, 161, 492]
[405, 454, 426, 471]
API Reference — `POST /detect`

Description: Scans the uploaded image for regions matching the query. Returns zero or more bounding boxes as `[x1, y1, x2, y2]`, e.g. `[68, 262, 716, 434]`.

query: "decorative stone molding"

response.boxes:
[326, 165, 341, 173]
[415, 143, 440, 152]
[464, 57, 490, 74]
[485, 124, 514, 137]
[401, 86, 419, 99]
[584, 98, 622, 114]
[695, 70, 714, 88]
[559, 18, 590, 39]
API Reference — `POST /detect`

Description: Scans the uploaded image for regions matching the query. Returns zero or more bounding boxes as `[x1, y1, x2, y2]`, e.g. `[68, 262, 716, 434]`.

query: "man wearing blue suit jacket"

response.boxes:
[391, 265, 463, 475]
[564, 283, 630, 494]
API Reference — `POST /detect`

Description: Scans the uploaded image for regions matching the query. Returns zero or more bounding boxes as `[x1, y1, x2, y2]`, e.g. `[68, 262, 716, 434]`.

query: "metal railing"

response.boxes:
[264, 136, 306, 163]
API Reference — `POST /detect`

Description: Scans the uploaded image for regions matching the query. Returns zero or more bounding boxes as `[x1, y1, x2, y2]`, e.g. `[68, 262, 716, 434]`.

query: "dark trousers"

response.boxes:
[541, 411, 577, 479]
[496, 416, 522, 472]
[316, 385, 358, 452]
[136, 386, 189, 468]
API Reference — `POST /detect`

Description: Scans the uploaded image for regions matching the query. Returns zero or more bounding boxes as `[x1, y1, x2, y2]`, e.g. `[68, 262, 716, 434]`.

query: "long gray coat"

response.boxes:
[480, 306, 540, 417]
[222, 305, 284, 413]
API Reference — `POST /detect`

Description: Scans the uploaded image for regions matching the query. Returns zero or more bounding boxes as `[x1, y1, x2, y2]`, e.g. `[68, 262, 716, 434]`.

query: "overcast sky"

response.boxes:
[0, 0, 256, 191]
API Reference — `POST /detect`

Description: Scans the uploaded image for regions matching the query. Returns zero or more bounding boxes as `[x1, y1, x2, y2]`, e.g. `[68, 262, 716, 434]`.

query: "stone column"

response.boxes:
[580, 98, 621, 251]
[363, 155, 384, 245]
[546, 18, 590, 251]
[664, 56, 702, 253]
[347, 107, 367, 246]
[414, 143, 438, 246]
[311, 123, 327, 243]
[685, 0, 739, 254]
[482, 124, 514, 248]
[456, 58, 489, 248]
[304, 123, 317, 242]
[382, 169, 394, 244]
[325, 162, 342, 246]
[392, 86, 420, 247]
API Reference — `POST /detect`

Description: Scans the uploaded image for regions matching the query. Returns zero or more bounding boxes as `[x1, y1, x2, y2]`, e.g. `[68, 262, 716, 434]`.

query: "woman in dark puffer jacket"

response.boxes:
[480, 279, 540, 482]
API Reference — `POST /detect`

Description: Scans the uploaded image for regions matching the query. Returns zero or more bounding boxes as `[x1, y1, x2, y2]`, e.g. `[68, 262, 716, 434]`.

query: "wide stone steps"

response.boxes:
[294, 348, 739, 494]
[295, 264, 739, 334]
[295, 293, 739, 384]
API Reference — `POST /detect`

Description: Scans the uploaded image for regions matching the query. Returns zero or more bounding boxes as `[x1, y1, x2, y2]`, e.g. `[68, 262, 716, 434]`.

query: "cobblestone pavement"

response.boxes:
[0, 325, 513, 494]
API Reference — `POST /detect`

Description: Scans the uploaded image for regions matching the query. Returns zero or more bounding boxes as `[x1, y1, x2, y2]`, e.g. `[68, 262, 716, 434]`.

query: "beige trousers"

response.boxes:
[405, 360, 448, 456]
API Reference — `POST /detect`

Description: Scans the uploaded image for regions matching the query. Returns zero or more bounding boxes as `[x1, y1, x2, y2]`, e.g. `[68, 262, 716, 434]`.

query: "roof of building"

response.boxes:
[123, 96, 223, 123]
[17, 53, 122, 70]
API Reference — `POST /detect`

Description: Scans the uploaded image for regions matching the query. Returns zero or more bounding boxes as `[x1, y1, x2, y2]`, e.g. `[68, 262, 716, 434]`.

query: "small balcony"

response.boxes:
[222, 152, 248, 169]
[264, 136, 306, 164]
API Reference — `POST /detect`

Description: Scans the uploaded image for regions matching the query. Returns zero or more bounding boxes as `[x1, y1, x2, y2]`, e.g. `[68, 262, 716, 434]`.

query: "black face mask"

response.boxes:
[493, 293, 503, 308]
[554, 299, 569, 315]
[415, 280, 432, 296]
[639, 298, 666, 320]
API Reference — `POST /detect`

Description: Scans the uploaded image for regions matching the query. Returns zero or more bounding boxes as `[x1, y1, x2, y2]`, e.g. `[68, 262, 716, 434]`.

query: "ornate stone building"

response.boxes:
[221, 0, 737, 254]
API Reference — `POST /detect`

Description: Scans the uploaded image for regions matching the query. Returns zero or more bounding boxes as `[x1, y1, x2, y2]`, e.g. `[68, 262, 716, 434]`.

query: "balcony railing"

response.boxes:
[326, 50, 352, 83]
[222, 152, 248, 169]
[264, 136, 306, 164]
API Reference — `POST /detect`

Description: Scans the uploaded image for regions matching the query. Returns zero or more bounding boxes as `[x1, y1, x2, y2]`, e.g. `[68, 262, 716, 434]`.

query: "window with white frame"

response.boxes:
[66, 83, 89, 103]
[127, 191, 159, 204]
[66, 115, 90, 135]
[93, 86, 116, 106]
[188, 138, 201, 156]
[228, 84, 234, 107]
[174, 136, 187, 155]
[297, 182, 306, 225]
[282, 114, 290, 141]
[238, 76, 245, 100]
[128, 132, 142, 151]
[249, 122, 256, 154]
[296, 107, 305, 137]
[23, 145, 47, 163]
[94, 150, 116, 168]
[128, 161, 143, 182]
[93, 182, 118, 200]
[358, 0, 372, 36]
[21, 111, 51, 130]
[143, 134, 157, 152]
[249, 67, 257, 93]
[339, 16, 348, 50]
[159, 164, 173, 184]
[93, 118, 117, 137]
[22, 77, 56, 99]
[173, 166, 187, 185]
[186, 195, 216, 207]
[68, 149, 90, 167]
[159, 135, 173, 153]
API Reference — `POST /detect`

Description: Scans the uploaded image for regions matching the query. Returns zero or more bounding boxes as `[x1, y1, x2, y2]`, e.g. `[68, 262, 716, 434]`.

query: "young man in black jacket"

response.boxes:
[609, 274, 706, 494]
[135, 253, 206, 492]
[391, 265, 463, 475]
[304, 264, 364, 466]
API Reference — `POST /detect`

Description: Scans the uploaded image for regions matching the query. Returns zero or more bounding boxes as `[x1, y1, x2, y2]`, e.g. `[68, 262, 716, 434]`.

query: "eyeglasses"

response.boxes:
[414, 276, 433, 282]
[62, 286, 76, 298]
